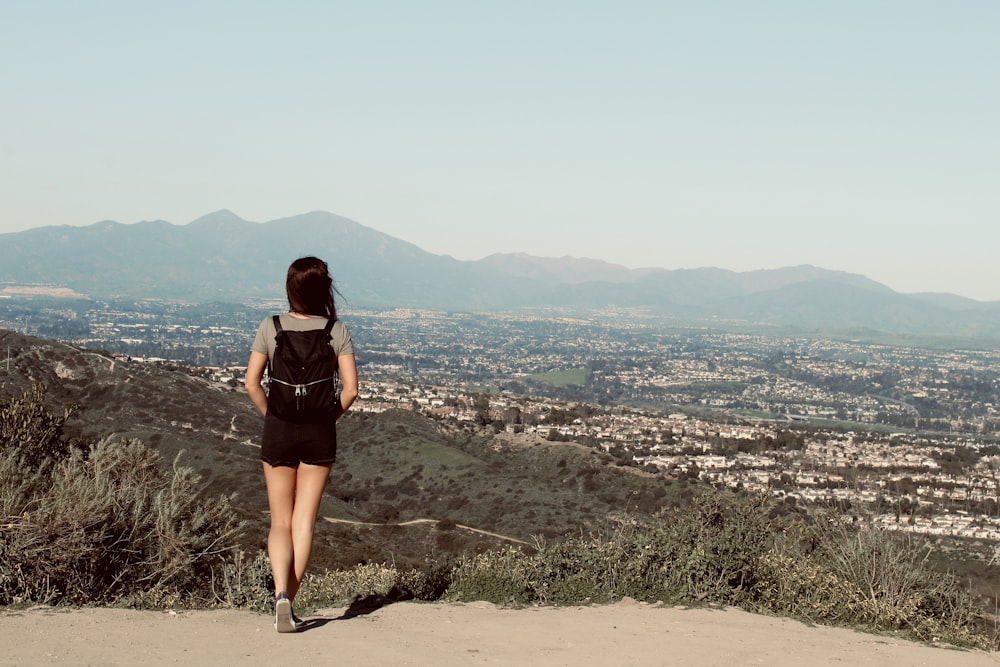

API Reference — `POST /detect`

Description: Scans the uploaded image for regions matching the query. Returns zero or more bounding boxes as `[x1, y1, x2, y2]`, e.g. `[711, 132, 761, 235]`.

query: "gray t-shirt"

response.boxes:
[251, 314, 355, 360]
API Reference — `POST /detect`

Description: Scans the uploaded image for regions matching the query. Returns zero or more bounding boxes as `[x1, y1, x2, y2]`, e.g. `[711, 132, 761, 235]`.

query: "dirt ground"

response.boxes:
[3, 599, 999, 666]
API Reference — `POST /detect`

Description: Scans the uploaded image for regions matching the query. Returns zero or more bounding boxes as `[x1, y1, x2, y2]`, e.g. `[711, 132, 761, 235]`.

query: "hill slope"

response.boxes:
[0, 329, 689, 569]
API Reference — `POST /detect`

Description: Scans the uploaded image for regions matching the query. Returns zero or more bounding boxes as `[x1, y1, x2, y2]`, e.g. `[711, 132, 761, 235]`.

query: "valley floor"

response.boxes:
[2, 600, 998, 666]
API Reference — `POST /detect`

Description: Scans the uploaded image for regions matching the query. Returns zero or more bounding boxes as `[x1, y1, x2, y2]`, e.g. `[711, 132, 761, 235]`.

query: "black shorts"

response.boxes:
[261, 412, 337, 467]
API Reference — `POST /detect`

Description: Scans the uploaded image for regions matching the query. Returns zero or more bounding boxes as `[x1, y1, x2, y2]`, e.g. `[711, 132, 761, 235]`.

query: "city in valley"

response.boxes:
[4, 296, 1000, 545]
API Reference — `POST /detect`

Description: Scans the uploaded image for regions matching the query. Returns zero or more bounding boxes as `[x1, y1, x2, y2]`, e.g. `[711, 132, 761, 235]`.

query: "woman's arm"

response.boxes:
[337, 353, 358, 420]
[245, 350, 269, 416]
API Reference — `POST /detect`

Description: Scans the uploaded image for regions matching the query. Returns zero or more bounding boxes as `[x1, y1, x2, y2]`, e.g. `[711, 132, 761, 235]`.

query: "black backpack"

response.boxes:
[266, 315, 339, 423]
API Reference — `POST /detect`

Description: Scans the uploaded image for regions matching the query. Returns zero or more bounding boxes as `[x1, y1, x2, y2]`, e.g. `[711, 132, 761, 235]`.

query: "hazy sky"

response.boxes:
[2, 2, 998, 300]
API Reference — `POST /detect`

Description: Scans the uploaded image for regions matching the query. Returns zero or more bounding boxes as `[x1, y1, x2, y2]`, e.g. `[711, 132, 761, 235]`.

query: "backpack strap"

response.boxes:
[324, 318, 338, 372]
[268, 315, 284, 376]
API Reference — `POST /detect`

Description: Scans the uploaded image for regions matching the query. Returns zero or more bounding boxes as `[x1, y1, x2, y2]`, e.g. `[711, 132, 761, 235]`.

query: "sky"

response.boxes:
[2, 1, 999, 300]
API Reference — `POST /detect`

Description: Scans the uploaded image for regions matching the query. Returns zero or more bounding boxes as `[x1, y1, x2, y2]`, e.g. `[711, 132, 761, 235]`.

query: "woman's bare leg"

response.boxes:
[262, 462, 297, 596]
[287, 463, 332, 601]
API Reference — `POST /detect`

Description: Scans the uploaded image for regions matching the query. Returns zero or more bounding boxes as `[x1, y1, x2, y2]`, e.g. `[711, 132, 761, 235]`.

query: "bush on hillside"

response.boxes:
[0, 386, 245, 607]
[445, 490, 993, 649]
[447, 491, 771, 606]
[1, 436, 245, 606]
[214, 549, 273, 612]
[292, 562, 450, 613]
[757, 522, 989, 646]
[0, 383, 75, 468]
[820, 522, 983, 644]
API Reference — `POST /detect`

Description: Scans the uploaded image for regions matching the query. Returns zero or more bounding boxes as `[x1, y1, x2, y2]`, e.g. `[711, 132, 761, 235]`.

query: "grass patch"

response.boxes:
[531, 367, 591, 387]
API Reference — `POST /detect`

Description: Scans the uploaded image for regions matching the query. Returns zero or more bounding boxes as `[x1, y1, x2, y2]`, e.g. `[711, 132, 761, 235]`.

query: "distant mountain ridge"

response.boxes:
[2, 210, 999, 339]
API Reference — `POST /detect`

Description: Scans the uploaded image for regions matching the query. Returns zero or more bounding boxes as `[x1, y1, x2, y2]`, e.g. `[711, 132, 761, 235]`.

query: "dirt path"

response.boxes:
[322, 516, 531, 544]
[3, 600, 999, 667]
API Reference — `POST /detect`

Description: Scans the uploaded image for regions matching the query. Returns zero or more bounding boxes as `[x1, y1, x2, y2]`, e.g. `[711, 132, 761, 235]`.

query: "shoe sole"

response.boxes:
[275, 598, 295, 633]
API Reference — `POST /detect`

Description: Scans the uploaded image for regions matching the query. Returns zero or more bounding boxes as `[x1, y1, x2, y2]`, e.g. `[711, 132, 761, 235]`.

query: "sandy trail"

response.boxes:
[3, 600, 999, 666]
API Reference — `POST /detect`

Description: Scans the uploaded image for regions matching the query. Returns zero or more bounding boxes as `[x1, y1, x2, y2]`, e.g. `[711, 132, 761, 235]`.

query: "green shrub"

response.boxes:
[755, 551, 859, 622]
[447, 546, 536, 604]
[444, 492, 993, 649]
[753, 516, 991, 648]
[1, 435, 244, 606]
[214, 549, 274, 612]
[656, 491, 770, 603]
[0, 384, 75, 468]
[820, 523, 985, 645]
[293, 562, 450, 613]
[0, 442, 47, 525]
[448, 491, 771, 606]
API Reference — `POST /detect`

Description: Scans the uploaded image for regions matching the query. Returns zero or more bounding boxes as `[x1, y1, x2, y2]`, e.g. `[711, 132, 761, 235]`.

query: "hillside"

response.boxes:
[2, 210, 1000, 338]
[0, 328, 691, 570]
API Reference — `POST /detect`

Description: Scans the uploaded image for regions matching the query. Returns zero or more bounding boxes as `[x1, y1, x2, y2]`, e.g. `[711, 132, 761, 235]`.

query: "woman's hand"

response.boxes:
[245, 350, 269, 416]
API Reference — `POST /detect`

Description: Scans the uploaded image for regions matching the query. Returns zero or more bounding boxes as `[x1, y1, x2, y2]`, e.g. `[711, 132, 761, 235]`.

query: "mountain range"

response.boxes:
[2, 210, 999, 339]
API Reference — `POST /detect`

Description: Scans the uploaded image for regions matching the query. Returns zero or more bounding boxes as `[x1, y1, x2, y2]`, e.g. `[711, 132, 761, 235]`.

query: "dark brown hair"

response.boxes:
[286, 256, 338, 319]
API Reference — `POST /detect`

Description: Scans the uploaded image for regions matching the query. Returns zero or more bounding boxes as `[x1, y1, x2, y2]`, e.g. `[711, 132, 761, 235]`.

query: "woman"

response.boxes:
[245, 256, 358, 633]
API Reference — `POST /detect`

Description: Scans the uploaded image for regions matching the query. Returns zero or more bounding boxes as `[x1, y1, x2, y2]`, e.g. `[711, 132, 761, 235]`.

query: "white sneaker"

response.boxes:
[275, 594, 296, 633]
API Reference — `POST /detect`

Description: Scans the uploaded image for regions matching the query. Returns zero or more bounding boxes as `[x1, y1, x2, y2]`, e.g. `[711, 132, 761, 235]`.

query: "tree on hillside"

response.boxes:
[0, 383, 76, 468]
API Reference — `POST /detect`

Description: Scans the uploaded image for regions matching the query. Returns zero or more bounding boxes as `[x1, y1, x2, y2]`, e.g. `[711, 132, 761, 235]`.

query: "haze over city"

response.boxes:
[2, 2, 998, 300]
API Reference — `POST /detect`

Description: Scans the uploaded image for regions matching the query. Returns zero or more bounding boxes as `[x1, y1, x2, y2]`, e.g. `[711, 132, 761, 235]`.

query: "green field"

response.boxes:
[531, 367, 591, 387]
